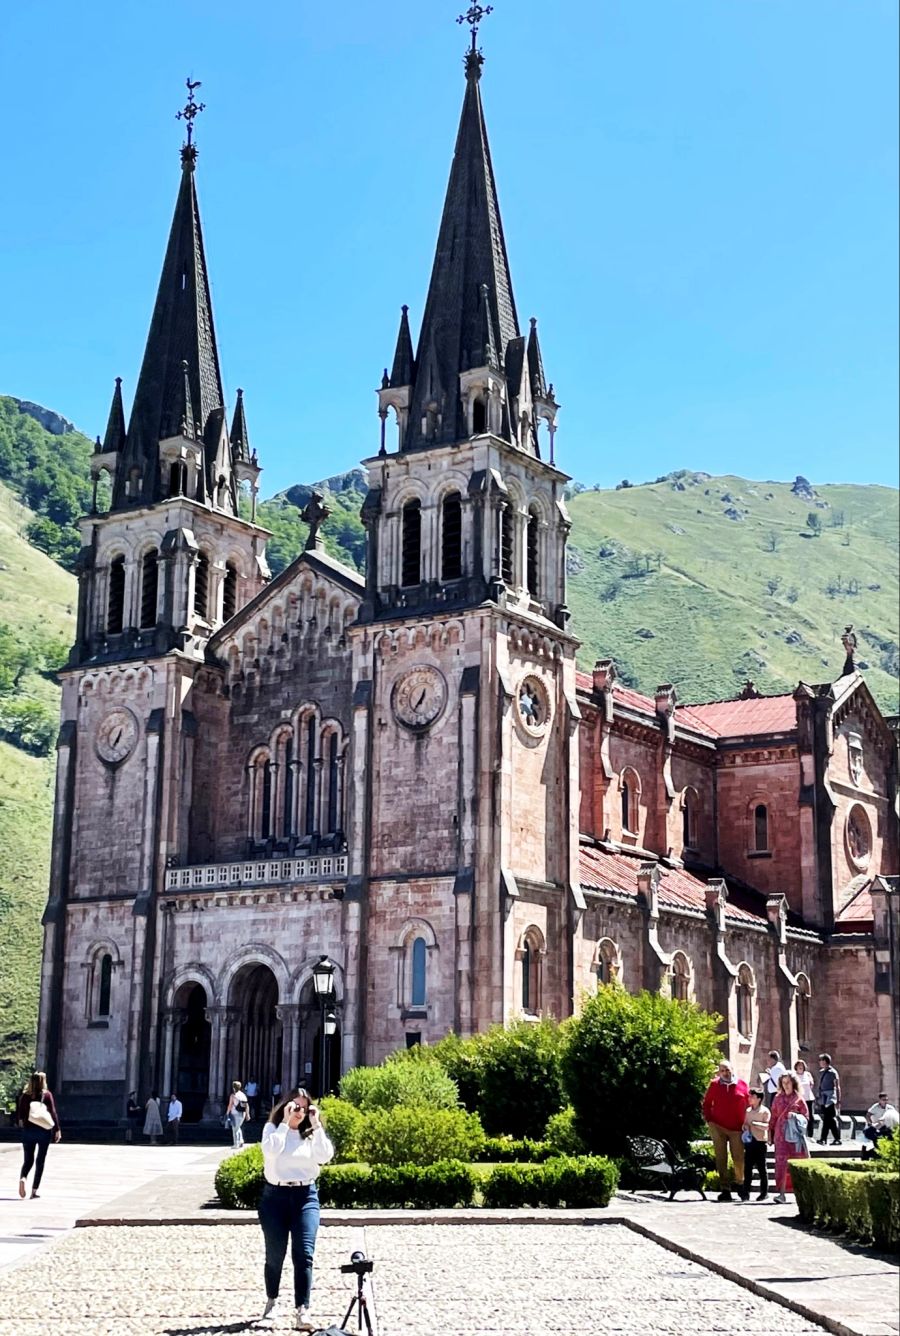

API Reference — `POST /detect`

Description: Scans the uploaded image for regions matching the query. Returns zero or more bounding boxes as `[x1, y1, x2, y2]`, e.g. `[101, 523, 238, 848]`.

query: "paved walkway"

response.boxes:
[0, 1144, 896, 1336]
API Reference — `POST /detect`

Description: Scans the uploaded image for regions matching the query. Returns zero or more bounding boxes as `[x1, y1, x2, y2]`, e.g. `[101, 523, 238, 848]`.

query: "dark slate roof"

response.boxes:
[229, 387, 250, 463]
[527, 318, 547, 400]
[101, 377, 127, 453]
[113, 146, 231, 511]
[405, 57, 520, 449]
[389, 306, 416, 388]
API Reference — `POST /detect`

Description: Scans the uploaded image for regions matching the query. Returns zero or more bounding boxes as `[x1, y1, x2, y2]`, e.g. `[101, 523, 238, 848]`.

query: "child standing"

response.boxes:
[742, 1087, 771, 1201]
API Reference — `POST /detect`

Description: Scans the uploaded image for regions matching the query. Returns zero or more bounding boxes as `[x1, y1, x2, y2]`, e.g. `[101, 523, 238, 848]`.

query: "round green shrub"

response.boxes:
[215, 1144, 264, 1209]
[544, 1106, 586, 1157]
[340, 1060, 459, 1112]
[318, 1096, 363, 1162]
[474, 1020, 564, 1139]
[560, 985, 721, 1157]
[355, 1106, 485, 1167]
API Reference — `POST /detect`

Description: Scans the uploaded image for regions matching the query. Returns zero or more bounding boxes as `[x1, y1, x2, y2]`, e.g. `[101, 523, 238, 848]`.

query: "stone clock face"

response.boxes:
[95, 708, 139, 764]
[392, 666, 448, 731]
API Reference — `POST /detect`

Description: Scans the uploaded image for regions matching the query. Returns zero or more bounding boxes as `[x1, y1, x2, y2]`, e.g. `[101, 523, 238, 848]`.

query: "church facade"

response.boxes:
[36, 46, 898, 1122]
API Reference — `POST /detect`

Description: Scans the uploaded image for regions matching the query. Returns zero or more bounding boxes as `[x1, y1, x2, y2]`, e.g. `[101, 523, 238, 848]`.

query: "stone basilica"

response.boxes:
[37, 38, 898, 1123]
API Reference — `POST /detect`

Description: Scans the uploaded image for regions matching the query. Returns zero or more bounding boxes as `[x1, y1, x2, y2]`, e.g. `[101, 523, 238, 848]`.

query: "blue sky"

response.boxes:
[0, 1, 896, 493]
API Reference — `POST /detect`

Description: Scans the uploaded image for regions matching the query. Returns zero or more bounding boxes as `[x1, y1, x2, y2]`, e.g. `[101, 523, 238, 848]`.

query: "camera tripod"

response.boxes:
[340, 1266, 374, 1336]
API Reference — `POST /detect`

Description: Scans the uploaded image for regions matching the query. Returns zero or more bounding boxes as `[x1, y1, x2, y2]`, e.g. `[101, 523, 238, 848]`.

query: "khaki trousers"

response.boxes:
[707, 1121, 745, 1187]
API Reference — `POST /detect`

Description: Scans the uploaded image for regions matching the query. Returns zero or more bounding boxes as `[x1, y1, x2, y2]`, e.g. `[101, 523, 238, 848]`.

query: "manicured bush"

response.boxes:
[215, 1144, 264, 1209]
[339, 1060, 459, 1112]
[545, 1106, 587, 1157]
[318, 1164, 371, 1209]
[474, 1020, 565, 1139]
[318, 1097, 363, 1162]
[421, 1031, 486, 1112]
[475, 1135, 556, 1163]
[318, 1161, 477, 1209]
[875, 1127, 900, 1174]
[482, 1155, 618, 1209]
[791, 1159, 900, 1252]
[560, 985, 721, 1156]
[355, 1106, 485, 1167]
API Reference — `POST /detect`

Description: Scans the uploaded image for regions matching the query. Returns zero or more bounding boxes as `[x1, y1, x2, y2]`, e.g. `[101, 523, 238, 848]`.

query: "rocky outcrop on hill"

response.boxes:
[9, 398, 76, 437]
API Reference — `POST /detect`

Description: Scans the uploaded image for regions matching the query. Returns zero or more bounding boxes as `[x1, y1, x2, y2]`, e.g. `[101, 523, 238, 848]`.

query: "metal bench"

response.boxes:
[626, 1136, 708, 1201]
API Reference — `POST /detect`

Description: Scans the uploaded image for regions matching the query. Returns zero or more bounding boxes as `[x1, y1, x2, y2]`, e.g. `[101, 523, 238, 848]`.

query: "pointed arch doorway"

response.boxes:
[230, 963, 283, 1105]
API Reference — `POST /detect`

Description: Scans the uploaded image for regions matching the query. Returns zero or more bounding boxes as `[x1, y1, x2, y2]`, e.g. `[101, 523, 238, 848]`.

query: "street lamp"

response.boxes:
[312, 956, 335, 1097]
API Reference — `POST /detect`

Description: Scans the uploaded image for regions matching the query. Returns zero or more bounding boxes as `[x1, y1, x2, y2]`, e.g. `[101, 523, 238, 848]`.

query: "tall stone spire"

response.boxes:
[113, 83, 234, 512]
[101, 376, 127, 454]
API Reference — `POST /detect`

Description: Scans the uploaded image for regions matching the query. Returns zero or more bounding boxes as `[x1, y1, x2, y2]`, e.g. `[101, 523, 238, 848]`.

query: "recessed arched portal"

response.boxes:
[174, 983, 211, 1123]
[230, 963, 282, 1105]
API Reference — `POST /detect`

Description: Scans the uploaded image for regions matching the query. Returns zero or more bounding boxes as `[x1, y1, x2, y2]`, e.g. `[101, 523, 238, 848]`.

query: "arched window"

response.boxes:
[282, 737, 294, 837]
[441, 492, 463, 581]
[671, 952, 691, 1002]
[520, 929, 543, 1014]
[410, 937, 427, 1008]
[140, 550, 159, 629]
[194, 552, 209, 618]
[796, 973, 811, 1049]
[169, 460, 187, 497]
[401, 500, 422, 588]
[326, 732, 340, 834]
[682, 788, 698, 851]
[126, 466, 141, 499]
[472, 396, 487, 435]
[736, 963, 755, 1038]
[260, 761, 272, 838]
[595, 938, 621, 988]
[304, 714, 318, 836]
[526, 508, 540, 598]
[754, 803, 769, 852]
[500, 504, 514, 585]
[107, 556, 126, 634]
[98, 953, 113, 1017]
[223, 562, 238, 621]
[621, 769, 640, 836]
[216, 475, 228, 508]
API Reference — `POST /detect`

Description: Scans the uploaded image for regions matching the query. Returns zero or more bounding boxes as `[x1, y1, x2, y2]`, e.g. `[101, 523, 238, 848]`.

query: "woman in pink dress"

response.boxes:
[769, 1070, 811, 1202]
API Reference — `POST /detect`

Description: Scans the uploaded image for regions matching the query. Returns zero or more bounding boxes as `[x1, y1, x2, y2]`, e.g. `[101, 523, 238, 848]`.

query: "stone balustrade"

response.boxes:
[164, 853, 349, 892]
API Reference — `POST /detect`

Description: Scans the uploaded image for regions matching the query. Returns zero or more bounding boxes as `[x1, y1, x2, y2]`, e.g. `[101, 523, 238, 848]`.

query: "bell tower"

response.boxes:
[349, 10, 583, 1061]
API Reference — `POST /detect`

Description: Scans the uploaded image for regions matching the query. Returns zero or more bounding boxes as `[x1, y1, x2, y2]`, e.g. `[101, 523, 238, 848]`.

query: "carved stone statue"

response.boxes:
[301, 490, 331, 551]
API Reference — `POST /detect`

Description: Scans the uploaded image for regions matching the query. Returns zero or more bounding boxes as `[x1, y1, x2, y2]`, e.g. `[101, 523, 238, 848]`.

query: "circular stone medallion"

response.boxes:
[95, 707, 139, 765]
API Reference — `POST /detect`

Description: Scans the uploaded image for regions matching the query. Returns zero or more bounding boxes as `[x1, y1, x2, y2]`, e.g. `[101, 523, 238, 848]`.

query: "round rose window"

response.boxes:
[517, 677, 550, 734]
[846, 804, 872, 871]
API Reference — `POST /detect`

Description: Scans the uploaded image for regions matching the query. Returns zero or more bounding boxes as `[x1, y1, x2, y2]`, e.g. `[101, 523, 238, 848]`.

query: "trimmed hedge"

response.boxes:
[355, 1106, 485, 1167]
[475, 1135, 556, 1163]
[791, 1159, 900, 1252]
[340, 1061, 460, 1112]
[482, 1156, 619, 1209]
[319, 1161, 477, 1209]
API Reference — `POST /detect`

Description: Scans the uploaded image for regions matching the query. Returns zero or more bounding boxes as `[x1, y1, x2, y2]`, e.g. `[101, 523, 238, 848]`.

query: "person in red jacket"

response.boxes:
[702, 1059, 750, 1201]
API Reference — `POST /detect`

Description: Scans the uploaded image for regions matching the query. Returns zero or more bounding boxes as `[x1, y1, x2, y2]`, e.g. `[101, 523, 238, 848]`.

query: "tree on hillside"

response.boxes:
[806, 512, 822, 537]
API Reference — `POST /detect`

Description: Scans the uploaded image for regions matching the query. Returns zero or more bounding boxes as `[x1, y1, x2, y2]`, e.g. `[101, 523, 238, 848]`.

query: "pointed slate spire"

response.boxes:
[230, 386, 250, 463]
[405, 49, 519, 448]
[113, 138, 228, 509]
[389, 305, 415, 388]
[526, 317, 547, 401]
[101, 376, 127, 453]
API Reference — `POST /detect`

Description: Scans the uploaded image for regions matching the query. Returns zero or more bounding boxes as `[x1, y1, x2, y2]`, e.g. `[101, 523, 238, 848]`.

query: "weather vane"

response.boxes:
[457, 3, 493, 52]
[176, 78, 205, 148]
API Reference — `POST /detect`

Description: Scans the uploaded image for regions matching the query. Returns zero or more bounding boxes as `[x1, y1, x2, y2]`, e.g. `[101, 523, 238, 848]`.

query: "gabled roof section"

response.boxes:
[405, 54, 519, 449]
[678, 694, 797, 739]
[579, 844, 767, 925]
[114, 145, 229, 510]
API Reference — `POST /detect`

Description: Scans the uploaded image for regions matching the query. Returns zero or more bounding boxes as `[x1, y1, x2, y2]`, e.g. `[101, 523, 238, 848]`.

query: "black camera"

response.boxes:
[340, 1250, 374, 1276]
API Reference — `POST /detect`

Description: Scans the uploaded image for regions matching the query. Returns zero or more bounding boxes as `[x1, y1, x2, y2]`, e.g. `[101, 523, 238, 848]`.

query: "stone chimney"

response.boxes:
[593, 659, 617, 722]
[655, 684, 677, 743]
[841, 625, 858, 677]
[636, 862, 661, 917]
[766, 893, 788, 946]
[705, 878, 728, 933]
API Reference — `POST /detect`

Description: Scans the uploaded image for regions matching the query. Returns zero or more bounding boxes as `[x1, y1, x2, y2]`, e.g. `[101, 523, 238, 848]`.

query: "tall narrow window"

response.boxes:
[401, 500, 422, 587]
[682, 789, 698, 850]
[140, 550, 159, 629]
[194, 552, 209, 618]
[410, 937, 427, 1008]
[261, 762, 272, 838]
[169, 461, 187, 497]
[520, 932, 542, 1014]
[326, 733, 339, 833]
[472, 397, 487, 434]
[671, 952, 691, 1002]
[754, 803, 769, 852]
[621, 782, 630, 833]
[736, 964, 754, 1037]
[107, 556, 126, 634]
[223, 562, 238, 621]
[441, 492, 462, 581]
[500, 505, 514, 585]
[282, 738, 294, 837]
[797, 974, 811, 1049]
[521, 939, 532, 1012]
[98, 953, 112, 1017]
[621, 771, 639, 835]
[526, 508, 540, 597]
[305, 716, 317, 835]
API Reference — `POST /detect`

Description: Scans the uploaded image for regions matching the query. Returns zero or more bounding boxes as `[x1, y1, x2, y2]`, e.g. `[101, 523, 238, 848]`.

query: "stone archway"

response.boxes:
[173, 983, 211, 1123]
[230, 963, 283, 1106]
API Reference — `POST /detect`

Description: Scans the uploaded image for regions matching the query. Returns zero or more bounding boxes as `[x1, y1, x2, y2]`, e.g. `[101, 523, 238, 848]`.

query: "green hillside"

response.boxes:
[566, 473, 899, 712]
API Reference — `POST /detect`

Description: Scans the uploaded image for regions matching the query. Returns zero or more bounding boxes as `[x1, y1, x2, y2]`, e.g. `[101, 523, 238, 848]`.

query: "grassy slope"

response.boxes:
[0, 482, 75, 1093]
[566, 475, 899, 711]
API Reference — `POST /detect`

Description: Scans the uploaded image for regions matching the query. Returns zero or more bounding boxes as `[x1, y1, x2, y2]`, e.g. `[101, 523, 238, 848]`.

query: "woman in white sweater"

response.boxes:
[257, 1088, 334, 1331]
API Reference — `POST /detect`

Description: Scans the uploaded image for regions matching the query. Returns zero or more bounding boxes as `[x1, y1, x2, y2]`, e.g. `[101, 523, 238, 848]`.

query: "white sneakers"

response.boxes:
[295, 1307, 313, 1331]
[257, 1297, 278, 1327]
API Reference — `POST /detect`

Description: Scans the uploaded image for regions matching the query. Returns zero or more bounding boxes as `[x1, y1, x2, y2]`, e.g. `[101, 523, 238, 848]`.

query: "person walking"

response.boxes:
[143, 1091, 163, 1145]
[759, 1051, 787, 1109]
[740, 1087, 771, 1201]
[257, 1088, 334, 1331]
[167, 1092, 183, 1145]
[245, 1078, 259, 1121]
[770, 1071, 810, 1202]
[226, 1081, 249, 1149]
[702, 1059, 750, 1201]
[125, 1090, 141, 1143]
[816, 1053, 842, 1145]
[16, 1071, 61, 1200]
[794, 1059, 816, 1140]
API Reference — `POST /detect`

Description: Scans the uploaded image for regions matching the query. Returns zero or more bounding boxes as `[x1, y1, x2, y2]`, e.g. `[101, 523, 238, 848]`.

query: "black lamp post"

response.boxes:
[312, 955, 335, 1098]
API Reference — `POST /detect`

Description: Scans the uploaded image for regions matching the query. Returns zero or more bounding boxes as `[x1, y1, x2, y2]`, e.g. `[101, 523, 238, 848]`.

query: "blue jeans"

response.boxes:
[258, 1182, 320, 1308]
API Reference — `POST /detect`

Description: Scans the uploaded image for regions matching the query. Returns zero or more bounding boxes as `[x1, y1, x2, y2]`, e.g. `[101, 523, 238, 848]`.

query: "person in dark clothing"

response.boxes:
[16, 1071, 61, 1199]
[741, 1087, 771, 1201]
[816, 1053, 842, 1145]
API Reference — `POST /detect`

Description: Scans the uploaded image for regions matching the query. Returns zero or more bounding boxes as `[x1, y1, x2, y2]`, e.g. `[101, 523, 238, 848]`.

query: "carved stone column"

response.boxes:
[276, 1004, 300, 1092]
[161, 1009, 178, 1098]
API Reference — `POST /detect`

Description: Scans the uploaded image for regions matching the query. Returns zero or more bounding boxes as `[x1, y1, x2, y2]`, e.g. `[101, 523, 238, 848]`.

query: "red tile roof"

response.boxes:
[834, 883, 874, 927]
[579, 845, 765, 924]
[677, 695, 797, 738]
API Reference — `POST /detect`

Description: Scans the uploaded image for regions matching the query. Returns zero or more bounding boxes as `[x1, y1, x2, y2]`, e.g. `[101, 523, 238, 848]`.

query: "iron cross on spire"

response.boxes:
[176, 78, 205, 148]
[457, 3, 493, 51]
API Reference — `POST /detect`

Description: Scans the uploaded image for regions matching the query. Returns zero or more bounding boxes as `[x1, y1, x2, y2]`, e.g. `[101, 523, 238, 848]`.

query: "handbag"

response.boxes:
[28, 1099, 55, 1130]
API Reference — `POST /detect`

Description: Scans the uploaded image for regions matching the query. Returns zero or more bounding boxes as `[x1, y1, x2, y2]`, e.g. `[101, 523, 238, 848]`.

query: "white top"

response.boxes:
[261, 1121, 334, 1185]
[167, 1098, 183, 1121]
[868, 1101, 899, 1129]
[796, 1071, 815, 1102]
[763, 1061, 787, 1094]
